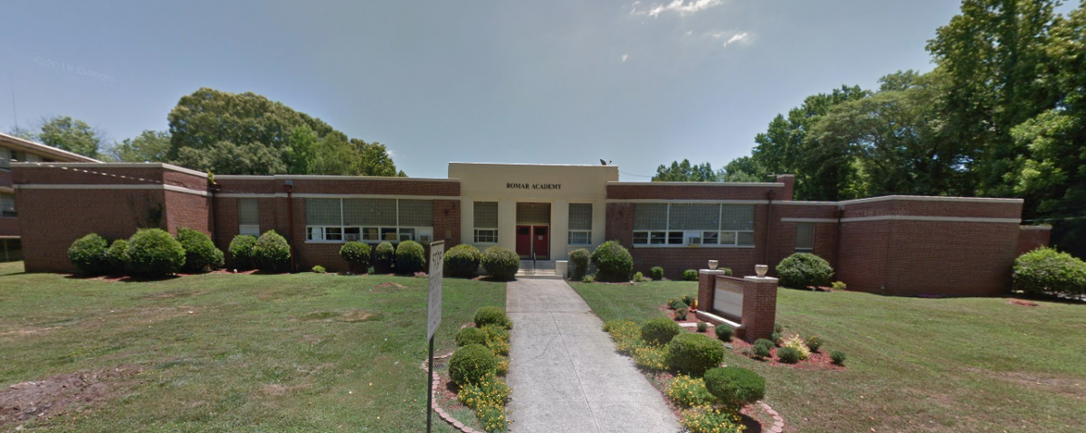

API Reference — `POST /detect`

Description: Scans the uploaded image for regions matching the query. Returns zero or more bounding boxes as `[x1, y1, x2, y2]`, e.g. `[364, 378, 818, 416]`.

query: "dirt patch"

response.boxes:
[1009, 298, 1039, 307]
[0, 327, 60, 338]
[297, 310, 380, 323]
[133, 289, 198, 300]
[374, 282, 405, 290]
[0, 365, 144, 428]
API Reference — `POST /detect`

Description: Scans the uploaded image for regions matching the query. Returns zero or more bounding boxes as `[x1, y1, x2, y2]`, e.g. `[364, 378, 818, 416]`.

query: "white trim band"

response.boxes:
[609, 181, 784, 187]
[781, 218, 838, 223]
[841, 215, 1020, 224]
[215, 174, 459, 183]
[1019, 225, 1053, 230]
[606, 199, 769, 204]
[216, 192, 460, 200]
[839, 195, 1023, 205]
[15, 183, 209, 197]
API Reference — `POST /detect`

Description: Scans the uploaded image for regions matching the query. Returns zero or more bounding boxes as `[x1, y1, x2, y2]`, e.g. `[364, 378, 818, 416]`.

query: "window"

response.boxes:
[0, 147, 10, 170]
[0, 193, 15, 218]
[305, 198, 433, 243]
[237, 198, 260, 236]
[474, 201, 498, 244]
[568, 203, 592, 245]
[631, 203, 755, 247]
[795, 223, 814, 251]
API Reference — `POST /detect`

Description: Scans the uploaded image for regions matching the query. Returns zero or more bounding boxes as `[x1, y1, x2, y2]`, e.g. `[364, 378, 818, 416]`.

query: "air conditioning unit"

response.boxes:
[684, 231, 702, 245]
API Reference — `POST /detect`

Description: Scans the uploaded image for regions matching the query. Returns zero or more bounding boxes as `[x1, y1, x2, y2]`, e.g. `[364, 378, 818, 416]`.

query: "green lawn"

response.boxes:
[0, 261, 505, 432]
[570, 280, 1086, 433]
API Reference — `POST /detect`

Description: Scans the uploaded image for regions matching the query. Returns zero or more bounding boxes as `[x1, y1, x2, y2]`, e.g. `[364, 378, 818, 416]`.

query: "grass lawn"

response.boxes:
[0, 261, 505, 432]
[570, 280, 1086, 433]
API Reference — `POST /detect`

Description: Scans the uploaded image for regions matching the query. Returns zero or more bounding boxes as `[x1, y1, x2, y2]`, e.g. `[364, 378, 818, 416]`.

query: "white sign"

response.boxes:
[713, 278, 744, 320]
[427, 241, 445, 340]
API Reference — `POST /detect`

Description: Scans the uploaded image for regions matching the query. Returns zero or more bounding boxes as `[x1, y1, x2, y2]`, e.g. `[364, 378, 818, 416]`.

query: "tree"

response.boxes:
[652, 159, 719, 182]
[720, 156, 767, 182]
[351, 139, 405, 177]
[33, 116, 106, 159]
[112, 130, 170, 162]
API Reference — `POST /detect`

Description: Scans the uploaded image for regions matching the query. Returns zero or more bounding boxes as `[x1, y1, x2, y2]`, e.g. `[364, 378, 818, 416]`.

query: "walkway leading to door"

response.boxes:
[505, 279, 681, 433]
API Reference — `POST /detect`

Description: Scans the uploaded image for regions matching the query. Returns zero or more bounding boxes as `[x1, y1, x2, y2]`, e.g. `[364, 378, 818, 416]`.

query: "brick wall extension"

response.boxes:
[1016, 227, 1052, 256]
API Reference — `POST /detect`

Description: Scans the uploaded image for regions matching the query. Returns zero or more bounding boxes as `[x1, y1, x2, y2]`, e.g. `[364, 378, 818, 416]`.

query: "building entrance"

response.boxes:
[515, 203, 550, 260]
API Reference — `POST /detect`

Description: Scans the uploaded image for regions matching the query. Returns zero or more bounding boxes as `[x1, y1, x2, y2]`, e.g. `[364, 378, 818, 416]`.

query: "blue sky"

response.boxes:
[1, 0, 965, 180]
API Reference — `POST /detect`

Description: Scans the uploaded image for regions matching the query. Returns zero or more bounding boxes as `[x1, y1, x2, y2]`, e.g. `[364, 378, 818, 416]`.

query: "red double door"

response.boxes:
[515, 225, 549, 260]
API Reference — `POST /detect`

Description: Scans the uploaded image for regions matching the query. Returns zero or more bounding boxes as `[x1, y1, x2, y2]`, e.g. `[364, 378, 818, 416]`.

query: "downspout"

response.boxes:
[209, 182, 221, 251]
[833, 206, 843, 269]
[285, 180, 296, 273]
[764, 189, 776, 266]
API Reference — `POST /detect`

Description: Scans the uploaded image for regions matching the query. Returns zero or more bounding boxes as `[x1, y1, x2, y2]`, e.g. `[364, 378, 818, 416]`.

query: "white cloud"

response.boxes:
[621, 53, 629, 62]
[710, 31, 749, 47]
[631, 0, 722, 18]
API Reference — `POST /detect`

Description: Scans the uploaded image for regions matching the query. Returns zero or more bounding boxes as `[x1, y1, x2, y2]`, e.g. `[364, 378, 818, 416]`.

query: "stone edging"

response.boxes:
[420, 352, 482, 433]
[759, 401, 786, 432]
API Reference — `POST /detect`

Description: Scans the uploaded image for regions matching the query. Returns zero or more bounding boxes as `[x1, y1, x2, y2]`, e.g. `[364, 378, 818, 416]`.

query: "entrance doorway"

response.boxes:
[515, 203, 550, 260]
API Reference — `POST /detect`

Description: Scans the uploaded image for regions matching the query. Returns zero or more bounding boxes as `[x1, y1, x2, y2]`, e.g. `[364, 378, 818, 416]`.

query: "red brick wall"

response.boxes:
[883, 221, 1018, 297]
[434, 199, 461, 247]
[0, 217, 18, 238]
[632, 247, 759, 280]
[605, 203, 634, 246]
[0, 170, 12, 189]
[164, 191, 211, 236]
[607, 183, 782, 200]
[1016, 227, 1051, 256]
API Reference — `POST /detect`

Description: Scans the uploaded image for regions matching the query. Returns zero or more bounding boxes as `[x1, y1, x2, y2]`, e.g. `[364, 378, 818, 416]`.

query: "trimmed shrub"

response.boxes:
[774, 323, 783, 333]
[667, 333, 725, 376]
[781, 335, 811, 360]
[444, 244, 482, 278]
[667, 298, 687, 310]
[68, 233, 110, 275]
[633, 345, 670, 370]
[106, 239, 129, 275]
[770, 332, 782, 346]
[126, 229, 186, 278]
[640, 317, 682, 345]
[806, 335, 823, 352]
[339, 242, 372, 272]
[831, 281, 847, 291]
[776, 347, 801, 364]
[720, 267, 734, 276]
[252, 230, 291, 272]
[696, 322, 708, 333]
[633, 271, 644, 282]
[312, 265, 326, 273]
[703, 367, 766, 408]
[228, 235, 258, 270]
[176, 227, 224, 273]
[751, 344, 771, 359]
[681, 294, 695, 306]
[1013, 247, 1086, 296]
[582, 274, 595, 283]
[456, 327, 488, 347]
[448, 344, 497, 386]
[714, 324, 733, 342]
[482, 246, 519, 281]
[753, 339, 775, 351]
[394, 240, 426, 274]
[590, 240, 634, 282]
[666, 375, 718, 407]
[474, 306, 512, 329]
[569, 248, 590, 280]
[374, 242, 395, 273]
[776, 252, 834, 289]
[674, 307, 689, 321]
[831, 350, 847, 365]
[683, 269, 698, 281]
[650, 266, 664, 281]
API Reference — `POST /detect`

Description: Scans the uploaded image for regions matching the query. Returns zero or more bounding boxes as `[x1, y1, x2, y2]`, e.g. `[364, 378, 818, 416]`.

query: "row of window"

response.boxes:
[304, 198, 434, 243]
[632, 203, 755, 247]
[471, 202, 594, 245]
[0, 193, 15, 218]
[0, 147, 51, 170]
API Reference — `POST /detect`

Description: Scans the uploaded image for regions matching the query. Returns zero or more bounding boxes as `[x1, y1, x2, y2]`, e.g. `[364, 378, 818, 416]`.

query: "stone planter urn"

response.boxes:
[755, 264, 768, 277]
[708, 260, 718, 270]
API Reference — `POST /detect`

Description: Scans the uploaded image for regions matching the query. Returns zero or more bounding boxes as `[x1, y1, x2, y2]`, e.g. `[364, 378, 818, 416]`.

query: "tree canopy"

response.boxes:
[13, 116, 107, 159]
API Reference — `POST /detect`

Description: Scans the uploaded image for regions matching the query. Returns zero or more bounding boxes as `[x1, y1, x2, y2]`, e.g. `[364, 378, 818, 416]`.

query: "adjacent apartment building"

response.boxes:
[10, 161, 1050, 297]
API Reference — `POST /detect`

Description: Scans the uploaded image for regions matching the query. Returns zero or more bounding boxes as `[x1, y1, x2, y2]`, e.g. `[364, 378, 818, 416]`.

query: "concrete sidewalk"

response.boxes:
[505, 279, 681, 433]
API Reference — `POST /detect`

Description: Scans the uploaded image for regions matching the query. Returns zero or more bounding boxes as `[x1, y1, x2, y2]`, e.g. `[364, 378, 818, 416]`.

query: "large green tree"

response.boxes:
[652, 159, 719, 182]
[27, 116, 106, 159]
[112, 130, 171, 162]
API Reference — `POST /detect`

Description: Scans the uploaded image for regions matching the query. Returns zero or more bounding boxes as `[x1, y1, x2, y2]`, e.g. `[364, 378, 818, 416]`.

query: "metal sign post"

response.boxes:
[426, 241, 444, 433]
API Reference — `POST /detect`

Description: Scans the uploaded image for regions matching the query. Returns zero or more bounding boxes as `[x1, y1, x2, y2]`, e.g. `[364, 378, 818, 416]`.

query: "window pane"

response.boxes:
[667, 231, 684, 245]
[343, 199, 397, 226]
[325, 227, 343, 241]
[668, 204, 720, 231]
[474, 202, 498, 228]
[306, 199, 342, 226]
[720, 231, 737, 245]
[633, 204, 668, 230]
[516, 203, 550, 224]
[399, 200, 433, 227]
[702, 231, 719, 245]
[649, 232, 666, 245]
[796, 223, 814, 250]
[633, 232, 649, 245]
[399, 228, 415, 241]
[721, 205, 755, 231]
[0, 193, 15, 217]
[363, 227, 380, 241]
[307, 227, 322, 241]
[238, 198, 259, 225]
[568, 231, 590, 245]
[568, 203, 593, 230]
[382, 228, 397, 241]
[737, 231, 754, 246]
[345, 227, 361, 241]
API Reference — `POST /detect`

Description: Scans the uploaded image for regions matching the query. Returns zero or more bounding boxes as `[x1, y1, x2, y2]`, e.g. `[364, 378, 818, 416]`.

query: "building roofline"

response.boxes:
[838, 195, 1024, 205]
[0, 132, 101, 163]
[10, 161, 207, 178]
[216, 174, 460, 183]
[608, 181, 785, 187]
[449, 161, 616, 168]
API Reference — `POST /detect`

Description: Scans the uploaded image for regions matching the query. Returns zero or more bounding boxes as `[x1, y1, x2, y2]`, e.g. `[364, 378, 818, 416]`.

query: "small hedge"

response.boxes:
[776, 252, 834, 289]
[776, 347, 801, 364]
[667, 333, 724, 376]
[252, 230, 291, 272]
[456, 327, 488, 347]
[176, 227, 224, 273]
[590, 240, 634, 282]
[474, 306, 512, 329]
[339, 241, 372, 272]
[394, 240, 426, 274]
[68, 233, 110, 275]
[482, 246, 519, 281]
[831, 350, 847, 365]
[1012, 247, 1086, 297]
[683, 269, 698, 281]
[448, 344, 497, 386]
[126, 228, 186, 278]
[806, 335, 823, 352]
[703, 367, 765, 408]
[640, 317, 682, 345]
[106, 239, 129, 275]
[569, 248, 590, 280]
[228, 235, 258, 270]
[650, 266, 664, 281]
[374, 242, 395, 273]
[714, 324, 733, 342]
[445, 244, 482, 278]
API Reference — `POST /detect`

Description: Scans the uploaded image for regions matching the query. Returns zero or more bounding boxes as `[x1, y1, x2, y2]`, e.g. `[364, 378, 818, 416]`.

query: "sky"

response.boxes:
[1, 0, 968, 180]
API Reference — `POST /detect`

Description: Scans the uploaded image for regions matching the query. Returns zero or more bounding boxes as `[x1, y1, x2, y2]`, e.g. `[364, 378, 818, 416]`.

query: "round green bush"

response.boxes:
[667, 298, 688, 310]
[650, 266, 664, 281]
[448, 344, 497, 386]
[703, 367, 766, 408]
[106, 239, 129, 275]
[444, 244, 482, 278]
[474, 306, 511, 329]
[482, 246, 519, 281]
[633, 271, 644, 282]
[252, 230, 291, 272]
[569, 248, 590, 280]
[339, 241, 372, 271]
[374, 242, 395, 273]
[126, 229, 186, 278]
[683, 269, 698, 281]
[776, 252, 834, 289]
[751, 344, 771, 359]
[696, 322, 708, 333]
[228, 235, 258, 270]
[806, 335, 823, 352]
[176, 227, 224, 273]
[674, 307, 689, 321]
[667, 333, 725, 376]
[754, 339, 775, 351]
[590, 240, 634, 282]
[681, 294, 695, 306]
[1012, 247, 1086, 296]
[456, 327, 488, 347]
[394, 240, 426, 274]
[776, 347, 800, 364]
[714, 324, 734, 342]
[640, 317, 682, 345]
[770, 332, 782, 346]
[830, 350, 847, 365]
[68, 233, 110, 275]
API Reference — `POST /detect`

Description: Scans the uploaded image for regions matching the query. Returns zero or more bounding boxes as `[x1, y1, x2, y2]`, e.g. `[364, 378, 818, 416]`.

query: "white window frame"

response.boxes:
[305, 198, 433, 244]
[567, 230, 592, 245]
[473, 201, 499, 244]
[795, 222, 814, 252]
[631, 203, 755, 248]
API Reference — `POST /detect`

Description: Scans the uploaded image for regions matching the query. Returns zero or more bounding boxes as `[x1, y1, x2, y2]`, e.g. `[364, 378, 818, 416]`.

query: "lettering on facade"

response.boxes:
[506, 183, 562, 190]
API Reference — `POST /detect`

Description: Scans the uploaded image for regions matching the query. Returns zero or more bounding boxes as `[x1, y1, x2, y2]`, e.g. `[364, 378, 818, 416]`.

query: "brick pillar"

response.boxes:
[740, 276, 779, 343]
[697, 269, 728, 311]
